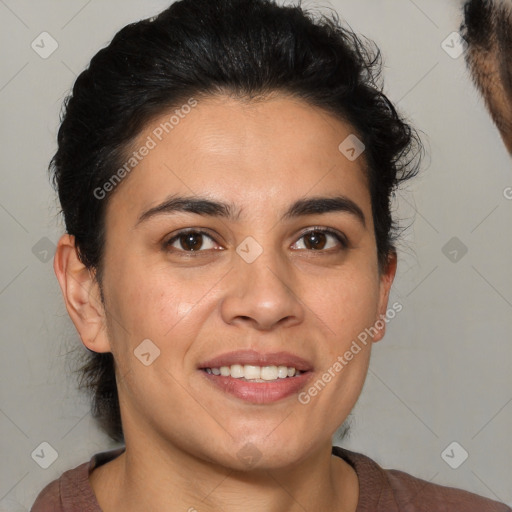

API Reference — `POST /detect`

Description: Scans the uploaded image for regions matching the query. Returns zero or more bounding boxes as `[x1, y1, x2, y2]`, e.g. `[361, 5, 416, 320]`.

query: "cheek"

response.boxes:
[299, 284, 376, 433]
[310, 268, 381, 345]
[103, 260, 222, 359]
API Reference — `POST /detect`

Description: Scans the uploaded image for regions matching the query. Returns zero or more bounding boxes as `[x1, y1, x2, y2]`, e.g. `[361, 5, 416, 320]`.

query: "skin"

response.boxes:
[53, 93, 397, 512]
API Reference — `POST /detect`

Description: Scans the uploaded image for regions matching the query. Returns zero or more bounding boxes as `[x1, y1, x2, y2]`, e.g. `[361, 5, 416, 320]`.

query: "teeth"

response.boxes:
[244, 365, 261, 380]
[205, 364, 301, 380]
[278, 366, 289, 378]
[230, 364, 244, 378]
[261, 366, 278, 380]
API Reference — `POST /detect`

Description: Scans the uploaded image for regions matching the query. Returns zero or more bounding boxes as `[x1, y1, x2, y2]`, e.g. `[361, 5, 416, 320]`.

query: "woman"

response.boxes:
[31, 0, 511, 510]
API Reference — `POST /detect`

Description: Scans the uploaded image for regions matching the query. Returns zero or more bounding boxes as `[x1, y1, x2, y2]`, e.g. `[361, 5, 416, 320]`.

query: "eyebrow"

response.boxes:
[134, 194, 366, 228]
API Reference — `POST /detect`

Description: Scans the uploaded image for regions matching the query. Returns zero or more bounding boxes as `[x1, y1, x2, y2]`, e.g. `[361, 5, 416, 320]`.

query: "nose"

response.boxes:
[220, 250, 305, 331]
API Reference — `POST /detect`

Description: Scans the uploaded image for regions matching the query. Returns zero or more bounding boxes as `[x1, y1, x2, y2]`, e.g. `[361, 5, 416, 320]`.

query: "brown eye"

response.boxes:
[179, 232, 203, 251]
[303, 231, 327, 250]
[291, 228, 347, 251]
[165, 230, 219, 252]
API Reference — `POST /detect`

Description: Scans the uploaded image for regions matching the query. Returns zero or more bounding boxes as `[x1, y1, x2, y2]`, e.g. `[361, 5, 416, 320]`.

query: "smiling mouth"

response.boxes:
[203, 364, 303, 382]
[197, 350, 314, 403]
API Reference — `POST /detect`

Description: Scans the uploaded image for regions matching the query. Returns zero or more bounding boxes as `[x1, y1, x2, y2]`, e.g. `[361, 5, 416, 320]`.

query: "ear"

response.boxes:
[372, 250, 398, 343]
[53, 234, 111, 353]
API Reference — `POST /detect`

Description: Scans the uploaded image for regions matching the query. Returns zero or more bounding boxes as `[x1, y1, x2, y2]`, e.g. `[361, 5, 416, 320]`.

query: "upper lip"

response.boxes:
[198, 350, 313, 372]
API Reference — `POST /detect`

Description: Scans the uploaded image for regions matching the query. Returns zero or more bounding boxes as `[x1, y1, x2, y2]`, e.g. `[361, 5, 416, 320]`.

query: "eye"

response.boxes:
[291, 228, 348, 251]
[164, 229, 221, 252]
[163, 227, 348, 254]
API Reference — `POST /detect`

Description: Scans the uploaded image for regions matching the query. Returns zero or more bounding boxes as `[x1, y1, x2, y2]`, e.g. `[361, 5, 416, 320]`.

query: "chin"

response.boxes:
[203, 433, 323, 473]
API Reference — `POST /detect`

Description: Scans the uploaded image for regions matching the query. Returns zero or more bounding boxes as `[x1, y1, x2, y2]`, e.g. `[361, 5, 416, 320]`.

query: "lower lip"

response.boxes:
[200, 371, 312, 404]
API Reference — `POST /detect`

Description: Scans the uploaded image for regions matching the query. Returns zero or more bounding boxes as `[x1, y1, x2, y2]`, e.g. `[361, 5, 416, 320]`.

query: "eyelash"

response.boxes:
[163, 227, 348, 254]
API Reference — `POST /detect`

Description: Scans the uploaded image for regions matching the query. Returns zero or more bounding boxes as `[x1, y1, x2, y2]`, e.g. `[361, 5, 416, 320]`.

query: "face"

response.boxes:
[68, 94, 395, 470]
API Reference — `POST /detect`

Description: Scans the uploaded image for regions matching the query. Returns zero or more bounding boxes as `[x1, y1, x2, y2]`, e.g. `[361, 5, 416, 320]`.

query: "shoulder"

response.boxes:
[30, 462, 89, 511]
[332, 446, 511, 512]
[31, 479, 61, 511]
[31, 448, 124, 511]
[384, 466, 511, 511]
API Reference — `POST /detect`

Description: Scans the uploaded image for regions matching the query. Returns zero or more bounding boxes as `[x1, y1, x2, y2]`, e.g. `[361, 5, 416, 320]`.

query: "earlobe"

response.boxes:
[372, 251, 398, 343]
[53, 234, 111, 353]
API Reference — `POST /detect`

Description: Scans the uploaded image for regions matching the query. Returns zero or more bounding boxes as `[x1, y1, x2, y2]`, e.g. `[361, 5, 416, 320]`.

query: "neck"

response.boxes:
[90, 434, 358, 512]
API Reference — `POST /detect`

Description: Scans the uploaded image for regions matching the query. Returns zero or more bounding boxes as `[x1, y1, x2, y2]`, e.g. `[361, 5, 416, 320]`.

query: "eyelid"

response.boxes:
[164, 226, 349, 255]
[293, 226, 349, 250]
[164, 228, 222, 252]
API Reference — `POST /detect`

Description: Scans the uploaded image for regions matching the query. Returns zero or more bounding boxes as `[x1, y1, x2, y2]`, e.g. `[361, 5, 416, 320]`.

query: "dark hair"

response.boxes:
[50, 0, 422, 442]
[461, 0, 512, 146]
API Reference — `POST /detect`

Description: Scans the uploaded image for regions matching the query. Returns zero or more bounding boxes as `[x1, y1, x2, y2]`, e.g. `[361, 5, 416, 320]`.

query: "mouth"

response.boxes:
[198, 350, 313, 404]
[203, 364, 303, 381]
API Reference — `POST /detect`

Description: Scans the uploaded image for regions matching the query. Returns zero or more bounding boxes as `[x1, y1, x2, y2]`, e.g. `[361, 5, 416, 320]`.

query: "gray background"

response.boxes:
[1, 0, 511, 509]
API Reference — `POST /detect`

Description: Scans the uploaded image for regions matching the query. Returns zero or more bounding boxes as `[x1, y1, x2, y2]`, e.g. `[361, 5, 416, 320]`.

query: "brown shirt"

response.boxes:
[31, 446, 511, 511]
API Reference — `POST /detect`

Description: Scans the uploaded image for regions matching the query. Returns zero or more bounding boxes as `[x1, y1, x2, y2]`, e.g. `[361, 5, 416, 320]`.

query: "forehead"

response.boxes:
[105, 94, 371, 224]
